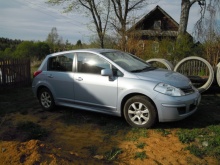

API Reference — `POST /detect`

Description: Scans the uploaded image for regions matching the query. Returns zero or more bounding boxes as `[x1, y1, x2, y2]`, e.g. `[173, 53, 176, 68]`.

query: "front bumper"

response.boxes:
[154, 91, 201, 122]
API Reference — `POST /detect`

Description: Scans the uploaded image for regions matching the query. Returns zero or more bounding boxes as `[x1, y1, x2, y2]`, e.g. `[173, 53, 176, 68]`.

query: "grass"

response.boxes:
[186, 144, 206, 158]
[177, 125, 220, 160]
[177, 129, 198, 143]
[0, 86, 220, 162]
[104, 147, 122, 162]
[125, 128, 148, 141]
[156, 128, 171, 137]
[136, 142, 146, 149]
[174, 93, 220, 161]
[134, 151, 148, 160]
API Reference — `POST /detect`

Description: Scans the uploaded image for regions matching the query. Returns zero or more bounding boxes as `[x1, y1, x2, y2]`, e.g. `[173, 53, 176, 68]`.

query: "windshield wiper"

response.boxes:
[131, 66, 156, 73]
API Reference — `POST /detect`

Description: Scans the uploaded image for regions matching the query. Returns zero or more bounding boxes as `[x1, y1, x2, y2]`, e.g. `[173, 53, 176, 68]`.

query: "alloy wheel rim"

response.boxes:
[41, 92, 51, 108]
[128, 102, 149, 125]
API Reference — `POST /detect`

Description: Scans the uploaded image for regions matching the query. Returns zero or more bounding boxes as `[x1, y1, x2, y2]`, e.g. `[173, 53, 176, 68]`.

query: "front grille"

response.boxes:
[181, 86, 195, 95]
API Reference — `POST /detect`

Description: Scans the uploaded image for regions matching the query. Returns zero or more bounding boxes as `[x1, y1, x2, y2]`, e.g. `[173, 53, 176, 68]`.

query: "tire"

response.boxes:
[38, 88, 55, 111]
[124, 96, 157, 128]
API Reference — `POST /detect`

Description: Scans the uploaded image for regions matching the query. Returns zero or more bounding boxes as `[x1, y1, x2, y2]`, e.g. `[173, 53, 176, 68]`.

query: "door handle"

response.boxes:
[48, 74, 53, 78]
[76, 77, 83, 81]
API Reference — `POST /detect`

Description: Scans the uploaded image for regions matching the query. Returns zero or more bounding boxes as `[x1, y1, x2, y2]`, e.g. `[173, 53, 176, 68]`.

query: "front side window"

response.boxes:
[77, 52, 111, 74]
[48, 53, 74, 72]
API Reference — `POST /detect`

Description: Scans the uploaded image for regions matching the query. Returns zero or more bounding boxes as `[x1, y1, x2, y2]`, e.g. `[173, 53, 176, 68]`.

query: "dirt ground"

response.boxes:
[0, 90, 219, 164]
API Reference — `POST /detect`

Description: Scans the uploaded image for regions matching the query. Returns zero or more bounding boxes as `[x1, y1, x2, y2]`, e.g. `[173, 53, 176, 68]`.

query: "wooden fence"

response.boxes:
[174, 60, 209, 85]
[151, 59, 209, 77]
[149, 59, 210, 85]
[173, 60, 209, 77]
[0, 59, 31, 89]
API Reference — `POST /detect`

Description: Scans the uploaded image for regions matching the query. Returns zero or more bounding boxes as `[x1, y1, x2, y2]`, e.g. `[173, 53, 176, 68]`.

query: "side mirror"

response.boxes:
[101, 69, 113, 76]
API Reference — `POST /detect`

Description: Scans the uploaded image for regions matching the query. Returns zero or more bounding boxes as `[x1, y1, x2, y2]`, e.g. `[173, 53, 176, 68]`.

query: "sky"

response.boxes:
[0, 0, 212, 44]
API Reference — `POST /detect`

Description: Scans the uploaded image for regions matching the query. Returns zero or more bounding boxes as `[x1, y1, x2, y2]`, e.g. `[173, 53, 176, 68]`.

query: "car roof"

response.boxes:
[47, 48, 119, 57]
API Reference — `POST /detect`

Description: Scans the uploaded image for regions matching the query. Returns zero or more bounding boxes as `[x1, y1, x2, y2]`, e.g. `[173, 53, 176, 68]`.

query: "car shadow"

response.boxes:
[46, 84, 220, 130]
[55, 91, 220, 131]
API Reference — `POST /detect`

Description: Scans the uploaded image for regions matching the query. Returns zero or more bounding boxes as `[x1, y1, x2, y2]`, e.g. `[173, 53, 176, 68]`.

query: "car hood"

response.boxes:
[134, 68, 190, 88]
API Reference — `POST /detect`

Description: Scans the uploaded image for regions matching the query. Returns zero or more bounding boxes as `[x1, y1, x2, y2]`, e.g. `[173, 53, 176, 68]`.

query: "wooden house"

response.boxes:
[127, 5, 192, 41]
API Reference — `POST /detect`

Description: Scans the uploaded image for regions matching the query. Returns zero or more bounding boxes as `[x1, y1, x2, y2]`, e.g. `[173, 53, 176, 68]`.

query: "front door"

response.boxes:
[74, 52, 118, 112]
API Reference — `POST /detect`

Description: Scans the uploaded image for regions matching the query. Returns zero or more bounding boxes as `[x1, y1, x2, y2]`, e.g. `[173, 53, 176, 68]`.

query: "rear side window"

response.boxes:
[77, 52, 110, 74]
[48, 53, 74, 72]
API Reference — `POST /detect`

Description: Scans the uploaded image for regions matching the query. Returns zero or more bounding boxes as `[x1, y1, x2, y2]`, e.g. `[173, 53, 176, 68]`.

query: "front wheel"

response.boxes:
[38, 88, 55, 111]
[124, 96, 157, 128]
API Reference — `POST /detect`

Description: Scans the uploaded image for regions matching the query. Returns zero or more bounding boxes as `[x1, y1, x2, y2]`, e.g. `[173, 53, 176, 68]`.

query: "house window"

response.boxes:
[167, 43, 174, 55]
[152, 41, 159, 53]
[154, 20, 161, 30]
[138, 40, 145, 50]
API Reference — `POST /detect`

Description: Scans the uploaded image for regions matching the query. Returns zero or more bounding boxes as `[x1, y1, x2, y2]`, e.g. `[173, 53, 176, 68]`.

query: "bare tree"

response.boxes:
[47, 0, 110, 48]
[110, 0, 148, 50]
[178, 0, 220, 38]
[178, 0, 220, 66]
[197, 1, 220, 65]
[194, 0, 220, 40]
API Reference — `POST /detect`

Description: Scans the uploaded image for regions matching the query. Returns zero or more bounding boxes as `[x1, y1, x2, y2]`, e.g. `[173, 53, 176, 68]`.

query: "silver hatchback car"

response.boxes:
[32, 49, 201, 128]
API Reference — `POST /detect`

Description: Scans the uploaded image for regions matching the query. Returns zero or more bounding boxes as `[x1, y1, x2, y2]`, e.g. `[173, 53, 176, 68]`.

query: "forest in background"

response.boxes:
[1, 0, 220, 66]
[0, 34, 219, 68]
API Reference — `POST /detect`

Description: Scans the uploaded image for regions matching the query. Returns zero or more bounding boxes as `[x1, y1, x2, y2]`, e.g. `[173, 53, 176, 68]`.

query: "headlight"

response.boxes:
[154, 83, 185, 96]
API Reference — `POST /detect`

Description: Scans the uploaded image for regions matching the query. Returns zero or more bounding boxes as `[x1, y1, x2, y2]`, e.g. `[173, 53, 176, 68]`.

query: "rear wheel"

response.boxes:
[124, 96, 157, 128]
[38, 88, 55, 111]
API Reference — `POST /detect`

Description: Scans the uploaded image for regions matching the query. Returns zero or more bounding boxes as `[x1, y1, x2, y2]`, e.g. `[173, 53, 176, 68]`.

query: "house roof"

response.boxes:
[127, 5, 191, 38]
[128, 5, 179, 32]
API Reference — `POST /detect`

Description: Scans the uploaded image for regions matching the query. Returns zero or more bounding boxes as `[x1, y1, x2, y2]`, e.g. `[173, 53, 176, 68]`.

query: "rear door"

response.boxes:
[73, 52, 118, 112]
[46, 53, 75, 101]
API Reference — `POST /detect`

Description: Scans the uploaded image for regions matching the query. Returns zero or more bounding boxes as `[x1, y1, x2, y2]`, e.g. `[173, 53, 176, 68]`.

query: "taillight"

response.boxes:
[33, 70, 42, 78]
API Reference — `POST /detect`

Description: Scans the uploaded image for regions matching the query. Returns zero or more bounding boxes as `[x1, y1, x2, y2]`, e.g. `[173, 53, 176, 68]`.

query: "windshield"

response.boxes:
[101, 51, 152, 72]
